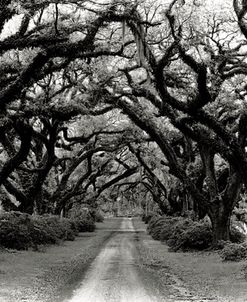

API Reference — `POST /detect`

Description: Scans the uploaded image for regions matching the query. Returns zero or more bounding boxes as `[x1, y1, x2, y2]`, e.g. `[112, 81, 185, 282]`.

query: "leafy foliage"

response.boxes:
[68, 208, 96, 232]
[0, 211, 95, 250]
[148, 215, 246, 252]
[142, 212, 156, 224]
[74, 216, 95, 232]
[94, 211, 104, 223]
[220, 243, 247, 262]
[1, 0, 247, 246]
[230, 227, 246, 244]
[0, 212, 32, 250]
[168, 220, 213, 251]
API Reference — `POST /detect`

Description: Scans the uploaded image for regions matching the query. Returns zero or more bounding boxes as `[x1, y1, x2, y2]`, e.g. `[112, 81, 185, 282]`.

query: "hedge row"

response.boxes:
[142, 212, 155, 224]
[220, 243, 247, 261]
[94, 211, 104, 223]
[147, 215, 246, 252]
[0, 211, 96, 250]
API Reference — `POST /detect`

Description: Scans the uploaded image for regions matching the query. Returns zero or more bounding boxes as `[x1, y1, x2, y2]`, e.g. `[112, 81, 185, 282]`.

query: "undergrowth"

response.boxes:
[147, 215, 246, 254]
[0, 211, 96, 250]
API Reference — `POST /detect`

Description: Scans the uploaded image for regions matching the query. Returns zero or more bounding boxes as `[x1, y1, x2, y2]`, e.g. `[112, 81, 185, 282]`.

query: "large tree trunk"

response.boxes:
[209, 204, 231, 244]
[209, 169, 242, 244]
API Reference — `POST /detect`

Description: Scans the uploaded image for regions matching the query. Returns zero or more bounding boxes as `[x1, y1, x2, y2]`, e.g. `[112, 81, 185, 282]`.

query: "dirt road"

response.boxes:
[2, 217, 245, 301]
[65, 218, 160, 302]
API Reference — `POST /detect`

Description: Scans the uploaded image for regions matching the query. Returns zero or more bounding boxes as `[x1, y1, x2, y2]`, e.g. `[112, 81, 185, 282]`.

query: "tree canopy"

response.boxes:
[1, 0, 247, 243]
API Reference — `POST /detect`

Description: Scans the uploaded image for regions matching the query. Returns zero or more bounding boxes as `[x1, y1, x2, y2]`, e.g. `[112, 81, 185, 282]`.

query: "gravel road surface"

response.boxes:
[66, 218, 160, 302]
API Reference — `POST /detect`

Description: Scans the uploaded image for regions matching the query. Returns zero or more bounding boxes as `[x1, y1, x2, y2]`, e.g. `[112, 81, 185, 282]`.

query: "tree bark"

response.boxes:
[0, 121, 32, 186]
[209, 169, 241, 244]
[209, 204, 231, 244]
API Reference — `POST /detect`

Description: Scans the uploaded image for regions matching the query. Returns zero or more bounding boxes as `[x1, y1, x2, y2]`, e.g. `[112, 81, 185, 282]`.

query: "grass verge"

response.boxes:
[133, 218, 247, 302]
[0, 218, 120, 302]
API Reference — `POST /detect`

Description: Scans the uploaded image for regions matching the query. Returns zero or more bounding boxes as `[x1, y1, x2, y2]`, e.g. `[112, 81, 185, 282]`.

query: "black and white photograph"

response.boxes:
[0, 0, 247, 301]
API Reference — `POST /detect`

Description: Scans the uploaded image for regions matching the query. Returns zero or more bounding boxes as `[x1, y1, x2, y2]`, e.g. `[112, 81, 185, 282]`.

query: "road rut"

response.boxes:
[66, 218, 159, 302]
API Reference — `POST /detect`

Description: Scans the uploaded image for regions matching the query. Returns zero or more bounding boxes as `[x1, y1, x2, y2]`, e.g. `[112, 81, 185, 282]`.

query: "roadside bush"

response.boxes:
[147, 215, 247, 252]
[159, 217, 181, 241]
[68, 219, 80, 235]
[68, 207, 96, 231]
[0, 212, 32, 250]
[147, 215, 162, 231]
[0, 212, 79, 250]
[60, 217, 77, 241]
[230, 226, 246, 244]
[147, 215, 166, 240]
[94, 211, 104, 223]
[168, 221, 213, 251]
[142, 212, 156, 224]
[220, 243, 247, 261]
[166, 218, 195, 248]
[233, 207, 247, 224]
[31, 216, 58, 245]
[40, 216, 76, 241]
[75, 216, 95, 232]
[214, 240, 231, 250]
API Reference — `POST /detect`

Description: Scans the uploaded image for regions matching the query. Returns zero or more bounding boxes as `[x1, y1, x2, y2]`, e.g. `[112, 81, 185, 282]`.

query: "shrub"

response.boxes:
[0, 212, 78, 250]
[94, 211, 104, 223]
[147, 215, 184, 242]
[31, 216, 57, 245]
[147, 214, 247, 252]
[215, 240, 231, 250]
[220, 243, 247, 261]
[68, 207, 96, 231]
[74, 216, 95, 232]
[142, 212, 156, 224]
[0, 212, 32, 250]
[147, 215, 166, 240]
[59, 217, 76, 241]
[168, 221, 213, 251]
[233, 207, 247, 223]
[68, 219, 80, 235]
[230, 226, 246, 244]
[166, 218, 195, 245]
[147, 215, 162, 232]
[40, 215, 76, 241]
[159, 217, 180, 241]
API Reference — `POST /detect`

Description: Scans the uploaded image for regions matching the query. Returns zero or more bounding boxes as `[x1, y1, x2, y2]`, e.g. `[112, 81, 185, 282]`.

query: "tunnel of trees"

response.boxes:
[1, 0, 247, 244]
